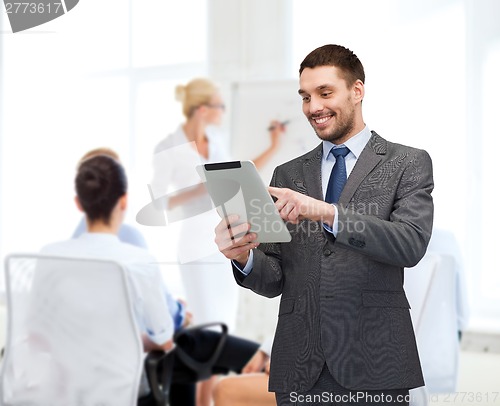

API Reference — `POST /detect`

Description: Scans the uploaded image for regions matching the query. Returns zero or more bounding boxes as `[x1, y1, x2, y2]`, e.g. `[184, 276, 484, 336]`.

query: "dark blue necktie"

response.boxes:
[325, 146, 350, 203]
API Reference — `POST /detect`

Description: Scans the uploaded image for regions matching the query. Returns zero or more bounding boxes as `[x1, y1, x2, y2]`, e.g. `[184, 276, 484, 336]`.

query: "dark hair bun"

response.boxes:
[80, 167, 109, 202]
[75, 155, 127, 223]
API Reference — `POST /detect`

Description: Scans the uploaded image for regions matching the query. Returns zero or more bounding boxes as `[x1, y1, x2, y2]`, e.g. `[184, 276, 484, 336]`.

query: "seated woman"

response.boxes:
[71, 147, 149, 249]
[71, 147, 190, 334]
[41, 154, 259, 405]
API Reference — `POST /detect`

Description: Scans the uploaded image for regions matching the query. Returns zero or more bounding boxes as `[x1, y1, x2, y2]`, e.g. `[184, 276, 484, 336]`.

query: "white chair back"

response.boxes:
[0, 254, 144, 406]
[405, 252, 459, 399]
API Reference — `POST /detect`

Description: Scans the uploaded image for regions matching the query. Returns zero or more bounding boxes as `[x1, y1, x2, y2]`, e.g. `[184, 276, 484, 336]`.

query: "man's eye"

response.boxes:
[321, 92, 332, 97]
[302, 96, 310, 102]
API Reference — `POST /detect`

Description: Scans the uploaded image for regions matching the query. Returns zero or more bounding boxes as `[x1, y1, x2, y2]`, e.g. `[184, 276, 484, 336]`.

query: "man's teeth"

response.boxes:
[314, 116, 330, 124]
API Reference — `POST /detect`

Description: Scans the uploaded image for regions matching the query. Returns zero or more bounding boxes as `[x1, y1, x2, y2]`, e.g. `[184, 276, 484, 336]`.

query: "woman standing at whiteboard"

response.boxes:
[150, 77, 284, 406]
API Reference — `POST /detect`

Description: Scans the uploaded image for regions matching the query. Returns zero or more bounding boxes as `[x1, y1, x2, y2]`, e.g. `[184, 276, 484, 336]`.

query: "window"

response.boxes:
[0, 0, 208, 296]
[475, 41, 500, 327]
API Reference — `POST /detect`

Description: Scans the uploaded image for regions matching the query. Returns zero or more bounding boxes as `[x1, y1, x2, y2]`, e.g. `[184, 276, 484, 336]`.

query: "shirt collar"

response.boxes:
[322, 125, 372, 161]
[78, 232, 120, 242]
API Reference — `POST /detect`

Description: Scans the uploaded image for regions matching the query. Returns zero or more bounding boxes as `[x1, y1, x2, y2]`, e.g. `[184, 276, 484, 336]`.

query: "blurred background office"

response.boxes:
[1, 1, 499, 404]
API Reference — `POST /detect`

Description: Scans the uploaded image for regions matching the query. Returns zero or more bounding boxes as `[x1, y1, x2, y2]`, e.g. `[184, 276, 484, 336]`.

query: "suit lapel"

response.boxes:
[299, 132, 387, 204]
[302, 144, 324, 200]
[339, 132, 386, 204]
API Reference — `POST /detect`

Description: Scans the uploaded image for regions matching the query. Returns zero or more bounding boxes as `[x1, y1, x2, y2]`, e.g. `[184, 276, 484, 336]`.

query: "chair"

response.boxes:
[172, 321, 228, 382]
[0, 254, 171, 406]
[405, 252, 460, 405]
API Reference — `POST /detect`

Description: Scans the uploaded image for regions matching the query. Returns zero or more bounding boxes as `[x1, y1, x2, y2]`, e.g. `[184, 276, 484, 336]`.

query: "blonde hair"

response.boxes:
[175, 78, 219, 118]
[77, 147, 120, 168]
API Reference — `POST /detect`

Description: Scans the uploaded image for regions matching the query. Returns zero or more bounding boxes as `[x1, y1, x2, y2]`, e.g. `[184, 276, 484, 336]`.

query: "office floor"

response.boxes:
[429, 350, 500, 406]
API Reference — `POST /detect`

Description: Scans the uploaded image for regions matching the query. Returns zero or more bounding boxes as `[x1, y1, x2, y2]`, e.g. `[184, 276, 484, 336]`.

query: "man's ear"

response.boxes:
[74, 196, 84, 212]
[352, 79, 365, 103]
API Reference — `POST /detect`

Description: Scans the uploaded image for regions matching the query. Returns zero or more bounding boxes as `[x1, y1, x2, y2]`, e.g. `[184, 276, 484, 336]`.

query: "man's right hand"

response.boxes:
[214, 214, 260, 267]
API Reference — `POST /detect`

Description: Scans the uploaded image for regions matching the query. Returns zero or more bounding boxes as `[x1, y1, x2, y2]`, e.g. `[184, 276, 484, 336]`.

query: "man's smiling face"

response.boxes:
[299, 65, 363, 145]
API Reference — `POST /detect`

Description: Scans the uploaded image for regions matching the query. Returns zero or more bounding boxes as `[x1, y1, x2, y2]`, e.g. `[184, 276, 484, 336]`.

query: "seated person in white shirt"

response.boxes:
[42, 154, 259, 405]
[71, 147, 149, 249]
[70, 146, 189, 332]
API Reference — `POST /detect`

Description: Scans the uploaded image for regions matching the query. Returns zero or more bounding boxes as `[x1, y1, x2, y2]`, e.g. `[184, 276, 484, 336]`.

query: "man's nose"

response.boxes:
[308, 96, 324, 114]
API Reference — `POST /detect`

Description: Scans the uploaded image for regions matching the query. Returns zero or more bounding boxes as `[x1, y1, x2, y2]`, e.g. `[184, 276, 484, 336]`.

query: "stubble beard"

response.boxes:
[312, 108, 355, 144]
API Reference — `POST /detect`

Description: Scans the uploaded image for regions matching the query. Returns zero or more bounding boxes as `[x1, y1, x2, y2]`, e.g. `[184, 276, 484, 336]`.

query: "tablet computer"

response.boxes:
[196, 160, 291, 243]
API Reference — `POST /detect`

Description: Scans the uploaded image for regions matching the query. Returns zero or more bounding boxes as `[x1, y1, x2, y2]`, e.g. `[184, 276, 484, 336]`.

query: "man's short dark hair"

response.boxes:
[299, 44, 365, 87]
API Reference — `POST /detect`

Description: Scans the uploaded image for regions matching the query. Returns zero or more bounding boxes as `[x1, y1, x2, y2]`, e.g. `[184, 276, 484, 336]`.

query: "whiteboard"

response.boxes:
[230, 80, 319, 184]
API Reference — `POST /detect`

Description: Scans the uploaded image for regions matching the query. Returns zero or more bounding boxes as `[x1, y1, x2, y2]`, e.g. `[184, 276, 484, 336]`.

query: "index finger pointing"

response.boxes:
[268, 186, 283, 198]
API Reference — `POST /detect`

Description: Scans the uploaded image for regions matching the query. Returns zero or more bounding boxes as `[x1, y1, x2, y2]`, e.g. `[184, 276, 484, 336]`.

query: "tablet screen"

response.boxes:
[196, 161, 291, 243]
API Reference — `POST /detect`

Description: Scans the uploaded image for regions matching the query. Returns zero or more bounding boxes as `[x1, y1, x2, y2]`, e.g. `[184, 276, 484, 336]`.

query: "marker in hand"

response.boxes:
[268, 120, 290, 131]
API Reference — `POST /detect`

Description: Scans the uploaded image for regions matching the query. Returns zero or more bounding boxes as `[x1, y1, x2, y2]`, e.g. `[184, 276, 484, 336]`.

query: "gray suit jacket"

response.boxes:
[234, 131, 433, 393]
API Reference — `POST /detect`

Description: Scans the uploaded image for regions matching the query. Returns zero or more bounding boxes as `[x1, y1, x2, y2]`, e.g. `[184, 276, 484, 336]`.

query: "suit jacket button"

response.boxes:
[324, 249, 332, 256]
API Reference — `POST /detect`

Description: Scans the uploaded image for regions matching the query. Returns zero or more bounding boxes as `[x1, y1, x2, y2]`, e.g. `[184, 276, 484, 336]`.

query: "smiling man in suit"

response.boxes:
[214, 44, 434, 406]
